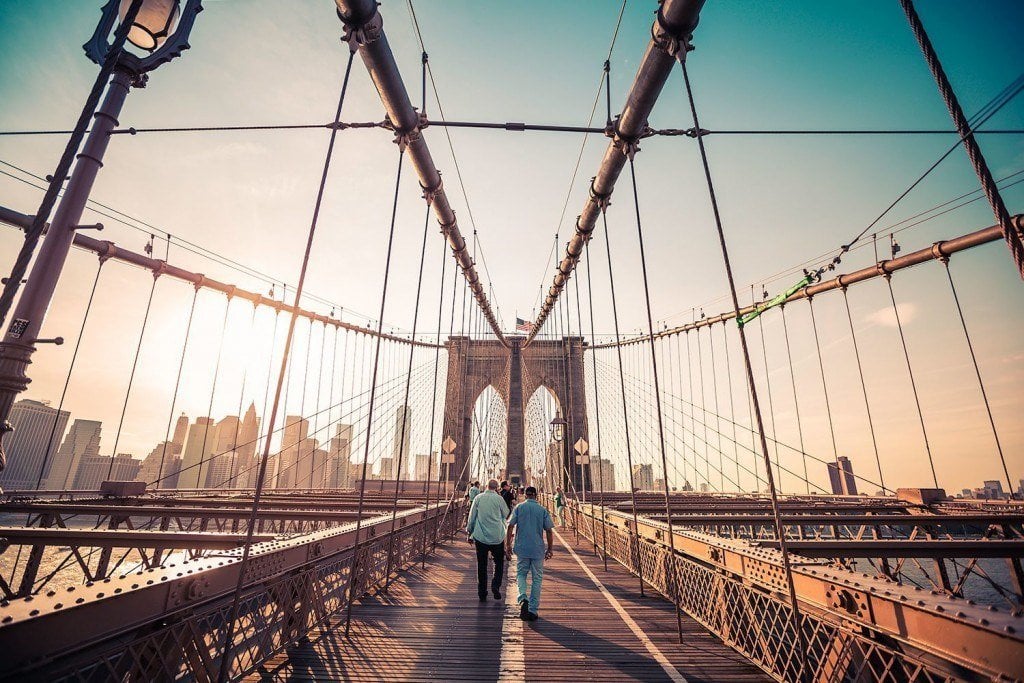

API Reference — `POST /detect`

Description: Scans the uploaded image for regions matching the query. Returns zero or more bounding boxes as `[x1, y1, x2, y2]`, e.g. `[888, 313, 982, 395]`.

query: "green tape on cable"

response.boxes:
[737, 274, 814, 327]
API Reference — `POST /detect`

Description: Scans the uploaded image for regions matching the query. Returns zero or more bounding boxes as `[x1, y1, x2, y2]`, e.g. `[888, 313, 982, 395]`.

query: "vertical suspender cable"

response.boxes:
[384, 201, 432, 590]
[839, 289, 886, 494]
[191, 298, 231, 488]
[217, 49, 357, 682]
[601, 211, 645, 597]
[422, 227, 448, 566]
[779, 306, 812, 494]
[941, 259, 1012, 494]
[151, 288, 197, 489]
[884, 275, 938, 488]
[344, 148, 405, 636]
[680, 58, 810, 679]
[584, 242, 609, 569]
[35, 260, 105, 490]
[107, 275, 160, 479]
[807, 299, 842, 485]
[627, 157, 684, 642]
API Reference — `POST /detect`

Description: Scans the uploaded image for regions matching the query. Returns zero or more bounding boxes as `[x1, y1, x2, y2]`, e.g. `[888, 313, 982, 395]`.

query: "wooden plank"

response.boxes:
[247, 534, 771, 682]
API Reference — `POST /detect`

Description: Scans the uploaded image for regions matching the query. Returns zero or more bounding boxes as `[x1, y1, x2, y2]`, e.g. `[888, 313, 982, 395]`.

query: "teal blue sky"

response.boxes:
[0, 1, 1022, 492]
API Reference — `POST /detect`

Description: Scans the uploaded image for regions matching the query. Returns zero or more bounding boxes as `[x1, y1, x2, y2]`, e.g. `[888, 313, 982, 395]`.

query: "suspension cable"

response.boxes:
[216, 48, 357, 683]
[899, 0, 1024, 278]
[680, 58, 809, 678]
[384, 200, 433, 591]
[778, 306, 811, 495]
[627, 156, 684, 641]
[107, 275, 159, 479]
[343, 147, 406, 636]
[33, 259, 105, 490]
[601, 209, 646, 597]
[839, 289, 887, 494]
[884, 274, 939, 489]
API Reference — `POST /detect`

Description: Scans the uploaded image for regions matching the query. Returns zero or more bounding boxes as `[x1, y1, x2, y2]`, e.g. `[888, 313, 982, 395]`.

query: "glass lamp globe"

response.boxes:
[118, 0, 181, 51]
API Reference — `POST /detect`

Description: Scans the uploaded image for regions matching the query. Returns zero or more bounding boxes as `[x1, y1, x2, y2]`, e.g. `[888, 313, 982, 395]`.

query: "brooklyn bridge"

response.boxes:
[0, 0, 1021, 680]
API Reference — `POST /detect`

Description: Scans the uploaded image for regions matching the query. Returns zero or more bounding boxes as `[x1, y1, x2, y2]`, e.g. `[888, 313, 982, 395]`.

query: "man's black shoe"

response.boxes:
[519, 599, 529, 620]
[493, 589, 502, 600]
[525, 611, 539, 622]
[479, 593, 487, 602]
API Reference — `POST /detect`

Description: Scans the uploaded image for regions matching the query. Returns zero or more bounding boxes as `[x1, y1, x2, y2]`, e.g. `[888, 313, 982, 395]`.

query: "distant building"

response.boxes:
[632, 463, 654, 491]
[653, 477, 666, 493]
[0, 399, 69, 491]
[413, 453, 434, 481]
[982, 480, 1007, 500]
[177, 417, 214, 489]
[329, 423, 353, 488]
[392, 405, 411, 474]
[827, 456, 858, 495]
[379, 456, 395, 480]
[592, 457, 616, 493]
[135, 441, 181, 489]
[73, 453, 141, 490]
[44, 418, 101, 490]
[275, 415, 309, 489]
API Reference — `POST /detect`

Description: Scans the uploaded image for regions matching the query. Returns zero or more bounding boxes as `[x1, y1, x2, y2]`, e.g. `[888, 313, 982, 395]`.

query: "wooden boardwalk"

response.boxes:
[247, 528, 770, 682]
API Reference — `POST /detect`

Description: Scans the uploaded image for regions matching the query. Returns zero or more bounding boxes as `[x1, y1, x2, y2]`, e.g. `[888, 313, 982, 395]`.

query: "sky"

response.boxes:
[0, 0, 1022, 493]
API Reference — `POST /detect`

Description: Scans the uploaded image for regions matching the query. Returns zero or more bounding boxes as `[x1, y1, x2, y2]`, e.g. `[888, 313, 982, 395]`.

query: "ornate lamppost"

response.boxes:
[0, 0, 202, 476]
[549, 412, 567, 490]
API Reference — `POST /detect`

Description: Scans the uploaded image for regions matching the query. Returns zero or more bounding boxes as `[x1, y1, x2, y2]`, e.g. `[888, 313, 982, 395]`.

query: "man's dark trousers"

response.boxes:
[474, 540, 505, 597]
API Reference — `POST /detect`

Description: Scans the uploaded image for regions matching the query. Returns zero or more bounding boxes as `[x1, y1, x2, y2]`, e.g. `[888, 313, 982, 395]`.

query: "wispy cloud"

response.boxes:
[866, 302, 917, 328]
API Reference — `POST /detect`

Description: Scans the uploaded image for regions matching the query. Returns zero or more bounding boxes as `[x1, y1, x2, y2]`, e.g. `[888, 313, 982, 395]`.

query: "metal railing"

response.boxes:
[563, 500, 1024, 682]
[0, 500, 465, 681]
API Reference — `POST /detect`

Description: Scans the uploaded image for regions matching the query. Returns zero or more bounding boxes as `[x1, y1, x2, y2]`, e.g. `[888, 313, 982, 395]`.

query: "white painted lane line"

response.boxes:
[555, 529, 689, 683]
[498, 554, 525, 681]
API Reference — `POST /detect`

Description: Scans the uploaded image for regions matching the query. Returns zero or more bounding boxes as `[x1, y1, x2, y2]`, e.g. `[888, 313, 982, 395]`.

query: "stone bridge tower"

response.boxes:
[442, 336, 588, 490]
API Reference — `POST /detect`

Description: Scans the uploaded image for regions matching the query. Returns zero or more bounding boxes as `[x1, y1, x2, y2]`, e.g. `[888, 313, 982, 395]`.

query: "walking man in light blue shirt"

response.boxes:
[505, 486, 554, 621]
[466, 479, 510, 601]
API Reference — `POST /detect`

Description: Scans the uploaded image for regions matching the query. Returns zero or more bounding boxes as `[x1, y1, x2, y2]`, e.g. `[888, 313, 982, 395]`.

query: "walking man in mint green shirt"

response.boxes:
[466, 479, 510, 601]
[505, 486, 554, 621]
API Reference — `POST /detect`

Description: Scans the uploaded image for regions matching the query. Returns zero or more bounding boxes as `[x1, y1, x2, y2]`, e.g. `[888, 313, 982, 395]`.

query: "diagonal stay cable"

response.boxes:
[215, 47, 357, 683]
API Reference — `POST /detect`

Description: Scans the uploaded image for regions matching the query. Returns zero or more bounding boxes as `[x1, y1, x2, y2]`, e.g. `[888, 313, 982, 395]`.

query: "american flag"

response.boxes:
[516, 317, 534, 333]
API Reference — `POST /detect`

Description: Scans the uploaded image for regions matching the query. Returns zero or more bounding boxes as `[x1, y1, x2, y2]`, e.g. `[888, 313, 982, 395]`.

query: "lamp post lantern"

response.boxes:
[550, 413, 567, 490]
[0, 0, 202, 477]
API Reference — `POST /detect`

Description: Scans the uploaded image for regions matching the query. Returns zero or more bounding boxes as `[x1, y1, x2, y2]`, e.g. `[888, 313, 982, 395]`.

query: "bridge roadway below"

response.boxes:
[246, 526, 769, 682]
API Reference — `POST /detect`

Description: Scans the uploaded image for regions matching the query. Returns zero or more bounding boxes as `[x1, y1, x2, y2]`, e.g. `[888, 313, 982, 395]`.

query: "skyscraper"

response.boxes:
[827, 456, 858, 495]
[0, 399, 70, 491]
[177, 417, 214, 489]
[74, 453, 141, 490]
[172, 413, 189, 450]
[329, 423, 353, 488]
[592, 457, 616, 493]
[205, 416, 240, 489]
[392, 405, 411, 475]
[413, 452, 434, 481]
[378, 456, 395, 480]
[43, 418, 101, 490]
[276, 415, 308, 488]
[631, 463, 654, 491]
[135, 441, 181, 489]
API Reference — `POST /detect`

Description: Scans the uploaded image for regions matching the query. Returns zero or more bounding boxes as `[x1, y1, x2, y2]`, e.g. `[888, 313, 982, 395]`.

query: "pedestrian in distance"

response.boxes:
[505, 486, 554, 622]
[467, 480, 481, 502]
[500, 480, 515, 510]
[466, 478, 510, 601]
[553, 486, 566, 527]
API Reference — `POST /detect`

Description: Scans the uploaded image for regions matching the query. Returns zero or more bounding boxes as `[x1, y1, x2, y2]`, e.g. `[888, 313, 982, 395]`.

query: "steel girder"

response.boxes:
[526, 0, 707, 344]
[568, 502, 1024, 681]
[334, 0, 506, 343]
[0, 501, 464, 680]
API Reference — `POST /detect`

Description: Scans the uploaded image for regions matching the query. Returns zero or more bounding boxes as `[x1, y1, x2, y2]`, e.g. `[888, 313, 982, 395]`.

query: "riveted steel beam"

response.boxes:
[0, 206, 440, 349]
[526, 0, 706, 345]
[334, 0, 506, 344]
